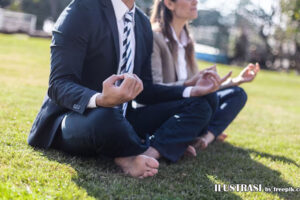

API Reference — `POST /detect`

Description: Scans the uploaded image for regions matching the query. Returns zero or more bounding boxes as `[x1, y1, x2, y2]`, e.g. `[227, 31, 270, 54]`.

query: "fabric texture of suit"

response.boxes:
[28, 0, 186, 149]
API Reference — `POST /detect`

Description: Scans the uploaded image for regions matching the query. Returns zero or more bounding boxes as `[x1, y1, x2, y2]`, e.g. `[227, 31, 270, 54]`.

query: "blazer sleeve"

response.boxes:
[151, 37, 164, 84]
[48, 2, 97, 114]
[151, 33, 186, 87]
[136, 29, 186, 104]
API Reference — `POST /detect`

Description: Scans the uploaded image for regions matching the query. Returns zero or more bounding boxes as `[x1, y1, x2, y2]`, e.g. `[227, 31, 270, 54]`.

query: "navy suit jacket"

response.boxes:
[28, 0, 186, 148]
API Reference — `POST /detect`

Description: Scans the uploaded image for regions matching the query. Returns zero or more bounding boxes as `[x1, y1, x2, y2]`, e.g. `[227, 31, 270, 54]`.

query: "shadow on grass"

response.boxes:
[40, 142, 299, 200]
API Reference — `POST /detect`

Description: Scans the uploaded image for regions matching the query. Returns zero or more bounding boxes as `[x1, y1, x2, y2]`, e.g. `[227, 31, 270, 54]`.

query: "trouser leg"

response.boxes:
[127, 97, 212, 162]
[199, 92, 219, 136]
[208, 86, 248, 137]
[53, 107, 148, 158]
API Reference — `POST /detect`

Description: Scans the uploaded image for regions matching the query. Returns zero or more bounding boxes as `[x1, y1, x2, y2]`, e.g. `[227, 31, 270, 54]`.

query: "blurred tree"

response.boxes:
[232, 0, 279, 69]
[136, 0, 152, 15]
[0, 0, 71, 29]
[281, 0, 300, 74]
[191, 10, 230, 54]
[0, 0, 13, 8]
[21, 0, 71, 29]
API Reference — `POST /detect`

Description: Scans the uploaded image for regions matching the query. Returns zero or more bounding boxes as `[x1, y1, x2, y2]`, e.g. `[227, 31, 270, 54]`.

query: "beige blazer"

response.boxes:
[151, 31, 198, 86]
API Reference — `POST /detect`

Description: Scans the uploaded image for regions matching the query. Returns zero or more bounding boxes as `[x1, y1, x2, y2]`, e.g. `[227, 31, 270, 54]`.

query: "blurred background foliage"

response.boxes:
[0, 0, 299, 74]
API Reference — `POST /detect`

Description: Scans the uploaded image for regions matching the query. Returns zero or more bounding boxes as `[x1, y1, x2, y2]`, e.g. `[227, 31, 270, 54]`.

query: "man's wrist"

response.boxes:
[87, 93, 101, 108]
[95, 93, 105, 107]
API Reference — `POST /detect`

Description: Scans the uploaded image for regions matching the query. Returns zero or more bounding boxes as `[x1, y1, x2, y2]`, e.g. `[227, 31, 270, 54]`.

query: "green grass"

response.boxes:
[0, 33, 299, 200]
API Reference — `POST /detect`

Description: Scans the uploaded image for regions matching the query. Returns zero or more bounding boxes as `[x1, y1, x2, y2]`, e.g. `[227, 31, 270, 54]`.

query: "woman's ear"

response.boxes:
[164, 0, 175, 11]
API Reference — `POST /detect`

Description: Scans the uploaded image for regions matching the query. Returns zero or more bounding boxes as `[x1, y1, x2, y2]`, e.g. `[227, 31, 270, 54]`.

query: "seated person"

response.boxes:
[28, 0, 227, 178]
[150, 0, 260, 149]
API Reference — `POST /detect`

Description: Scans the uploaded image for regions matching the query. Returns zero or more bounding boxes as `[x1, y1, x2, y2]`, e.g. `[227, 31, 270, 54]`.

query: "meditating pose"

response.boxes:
[150, 0, 260, 149]
[28, 0, 227, 178]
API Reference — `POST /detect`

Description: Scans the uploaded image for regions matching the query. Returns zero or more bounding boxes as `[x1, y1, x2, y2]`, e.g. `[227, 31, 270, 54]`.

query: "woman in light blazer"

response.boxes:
[150, 0, 260, 149]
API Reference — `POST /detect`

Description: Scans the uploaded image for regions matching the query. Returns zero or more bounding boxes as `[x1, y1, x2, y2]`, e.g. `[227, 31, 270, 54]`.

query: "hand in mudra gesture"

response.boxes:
[233, 63, 260, 85]
[191, 70, 232, 97]
[185, 64, 218, 86]
[96, 73, 143, 107]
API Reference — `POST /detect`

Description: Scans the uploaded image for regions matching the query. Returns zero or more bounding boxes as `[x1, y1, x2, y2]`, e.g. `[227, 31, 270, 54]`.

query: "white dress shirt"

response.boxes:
[88, 0, 136, 108]
[168, 26, 193, 98]
[171, 26, 188, 81]
[88, 1, 191, 108]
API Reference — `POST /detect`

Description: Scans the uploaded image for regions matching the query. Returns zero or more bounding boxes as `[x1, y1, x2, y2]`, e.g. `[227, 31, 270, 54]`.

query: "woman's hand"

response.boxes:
[184, 64, 217, 86]
[190, 70, 232, 97]
[184, 71, 203, 86]
[233, 63, 260, 85]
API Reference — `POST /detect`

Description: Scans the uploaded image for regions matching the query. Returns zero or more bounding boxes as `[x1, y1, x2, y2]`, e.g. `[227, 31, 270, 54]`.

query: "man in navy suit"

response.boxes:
[28, 0, 221, 178]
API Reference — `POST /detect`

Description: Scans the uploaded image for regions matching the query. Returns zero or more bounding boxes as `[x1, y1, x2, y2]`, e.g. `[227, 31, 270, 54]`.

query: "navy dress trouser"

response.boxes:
[204, 86, 248, 137]
[53, 97, 212, 162]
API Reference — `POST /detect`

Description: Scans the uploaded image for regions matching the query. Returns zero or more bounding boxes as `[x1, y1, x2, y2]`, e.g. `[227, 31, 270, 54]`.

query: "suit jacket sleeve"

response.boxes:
[136, 26, 186, 104]
[48, 2, 97, 114]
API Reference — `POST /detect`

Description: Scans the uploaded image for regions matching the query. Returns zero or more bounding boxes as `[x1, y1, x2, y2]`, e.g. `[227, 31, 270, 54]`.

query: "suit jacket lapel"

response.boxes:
[133, 13, 142, 75]
[102, 0, 120, 65]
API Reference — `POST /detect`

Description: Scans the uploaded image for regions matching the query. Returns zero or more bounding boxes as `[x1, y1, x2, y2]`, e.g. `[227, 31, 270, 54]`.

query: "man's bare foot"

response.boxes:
[142, 146, 160, 160]
[114, 155, 159, 178]
[184, 145, 197, 157]
[217, 133, 228, 142]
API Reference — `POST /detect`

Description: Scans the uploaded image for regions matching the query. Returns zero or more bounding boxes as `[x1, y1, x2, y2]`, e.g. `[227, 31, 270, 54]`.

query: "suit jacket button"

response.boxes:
[73, 104, 81, 110]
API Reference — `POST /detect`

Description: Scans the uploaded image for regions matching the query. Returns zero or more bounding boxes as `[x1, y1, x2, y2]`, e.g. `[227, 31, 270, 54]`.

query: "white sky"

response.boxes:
[198, 0, 279, 16]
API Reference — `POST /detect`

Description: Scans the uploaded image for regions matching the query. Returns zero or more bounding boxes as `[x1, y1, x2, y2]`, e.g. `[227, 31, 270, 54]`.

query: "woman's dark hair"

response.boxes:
[150, 0, 196, 69]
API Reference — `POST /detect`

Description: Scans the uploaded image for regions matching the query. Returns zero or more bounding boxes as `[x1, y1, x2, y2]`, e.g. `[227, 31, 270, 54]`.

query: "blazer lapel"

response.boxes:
[167, 42, 179, 81]
[102, 0, 120, 65]
[133, 13, 142, 75]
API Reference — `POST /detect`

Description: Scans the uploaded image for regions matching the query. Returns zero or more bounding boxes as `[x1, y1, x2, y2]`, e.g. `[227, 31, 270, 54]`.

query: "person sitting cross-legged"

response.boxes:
[150, 0, 260, 150]
[28, 0, 227, 178]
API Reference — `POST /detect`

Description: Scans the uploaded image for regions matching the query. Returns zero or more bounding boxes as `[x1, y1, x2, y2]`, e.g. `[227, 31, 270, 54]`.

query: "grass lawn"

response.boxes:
[0, 33, 299, 200]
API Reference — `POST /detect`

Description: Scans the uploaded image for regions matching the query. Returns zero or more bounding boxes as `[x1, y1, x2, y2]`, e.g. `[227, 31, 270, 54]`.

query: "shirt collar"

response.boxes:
[169, 26, 189, 47]
[111, 0, 136, 22]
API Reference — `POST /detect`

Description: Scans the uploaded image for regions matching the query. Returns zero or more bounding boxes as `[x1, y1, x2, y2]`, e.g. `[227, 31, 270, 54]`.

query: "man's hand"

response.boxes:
[233, 63, 260, 85]
[96, 73, 143, 107]
[190, 70, 232, 97]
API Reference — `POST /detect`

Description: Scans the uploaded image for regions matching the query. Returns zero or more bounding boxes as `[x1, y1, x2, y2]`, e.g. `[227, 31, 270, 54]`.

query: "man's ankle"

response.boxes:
[143, 147, 160, 159]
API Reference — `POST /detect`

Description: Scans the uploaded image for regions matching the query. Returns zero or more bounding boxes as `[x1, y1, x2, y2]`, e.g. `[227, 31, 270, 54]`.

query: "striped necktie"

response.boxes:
[118, 11, 134, 116]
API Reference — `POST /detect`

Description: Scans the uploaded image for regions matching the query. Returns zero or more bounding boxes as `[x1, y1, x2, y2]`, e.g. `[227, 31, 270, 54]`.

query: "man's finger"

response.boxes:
[120, 74, 136, 92]
[132, 74, 144, 94]
[105, 74, 124, 85]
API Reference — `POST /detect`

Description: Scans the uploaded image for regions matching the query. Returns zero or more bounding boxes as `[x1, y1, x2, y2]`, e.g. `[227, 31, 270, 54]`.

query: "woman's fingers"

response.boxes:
[207, 75, 219, 90]
[220, 71, 232, 83]
[204, 71, 221, 83]
[255, 62, 260, 73]
[207, 64, 217, 72]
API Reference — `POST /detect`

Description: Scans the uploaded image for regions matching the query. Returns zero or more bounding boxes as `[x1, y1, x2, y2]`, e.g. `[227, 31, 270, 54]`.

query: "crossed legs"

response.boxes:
[194, 86, 248, 149]
[53, 107, 158, 178]
[53, 97, 213, 177]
